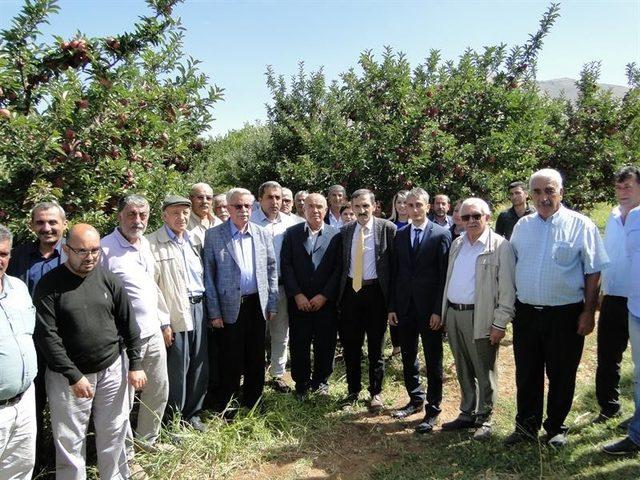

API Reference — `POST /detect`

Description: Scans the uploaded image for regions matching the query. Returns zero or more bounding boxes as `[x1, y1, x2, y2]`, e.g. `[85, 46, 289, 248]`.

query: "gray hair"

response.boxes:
[258, 181, 282, 199]
[328, 185, 347, 196]
[281, 187, 293, 199]
[460, 197, 491, 216]
[294, 190, 309, 200]
[530, 168, 563, 190]
[226, 187, 255, 204]
[0, 224, 13, 248]
[189, 182, 213, 196]
[434, 194, 450, 204]
[31, 201, 66, 222]
[406, 187, 430, 205]
[304, 193, 328, 209]
[351, 188, 375, 204]
[117, 194, 150, 213]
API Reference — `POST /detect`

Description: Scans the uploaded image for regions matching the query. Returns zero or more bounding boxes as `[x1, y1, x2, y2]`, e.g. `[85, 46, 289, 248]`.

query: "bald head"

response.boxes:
[64, 224, 101, 277]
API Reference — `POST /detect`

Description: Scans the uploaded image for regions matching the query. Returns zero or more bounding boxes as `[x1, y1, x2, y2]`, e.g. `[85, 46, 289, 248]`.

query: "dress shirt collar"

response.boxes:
[411, 219, 428, 232]
[114, 227, 141, 251]
[305, 222, 324, 235]
[164, 224, 192, 244]
[463, 225, 490, 247]
[253, 206, 283, 224]
[356, 217, 374, 234]
[535, 204, 566, 224]
[0, 274, 9, 297]
[230, 220, 253, 237]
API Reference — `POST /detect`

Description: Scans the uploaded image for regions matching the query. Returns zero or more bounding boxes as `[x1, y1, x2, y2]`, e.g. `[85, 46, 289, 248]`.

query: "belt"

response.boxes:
[449, 302, 475, 311]
[347, 277, 379, 287]
[241, 293, 259, 304]
[189, 295, 203, 304]
[518, 301, 581, 312]
[0, 391, 25, 407]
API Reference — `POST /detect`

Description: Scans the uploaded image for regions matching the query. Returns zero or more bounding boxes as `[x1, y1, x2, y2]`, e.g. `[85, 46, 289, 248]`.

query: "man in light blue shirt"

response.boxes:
[251, 181, 297, 392]
[0, 224, 38, 478]
[595, 166, 640, 424]
[506, 168, 609, 448]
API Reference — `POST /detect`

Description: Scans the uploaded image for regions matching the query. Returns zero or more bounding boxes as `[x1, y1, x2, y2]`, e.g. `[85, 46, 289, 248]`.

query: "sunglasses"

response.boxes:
[461, 213, 483, 222]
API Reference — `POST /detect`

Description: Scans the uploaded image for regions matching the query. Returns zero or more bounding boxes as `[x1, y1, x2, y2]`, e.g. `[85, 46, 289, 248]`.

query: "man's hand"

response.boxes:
[267, 312, 276, 321]
[128, 370, 147, 391]
[71, 376, 94, 399]
[388, 312, 398, 326]
[308, 294, 327, 311]
[210, 318, 224, 329]
[577, 311, 596, 336]
[489, 327, 506, 345]
[295, 293, 312, 312]
[429, 314, 443, 330]
[162, 326, 174, 347]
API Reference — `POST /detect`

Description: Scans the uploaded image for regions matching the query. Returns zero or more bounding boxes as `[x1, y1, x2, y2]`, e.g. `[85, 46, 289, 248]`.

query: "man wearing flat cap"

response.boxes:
[147, 195, 208, 431]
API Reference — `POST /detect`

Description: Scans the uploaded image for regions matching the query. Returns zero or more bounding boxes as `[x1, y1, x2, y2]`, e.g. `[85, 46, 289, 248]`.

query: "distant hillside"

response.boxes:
[537, 77, 630, 102]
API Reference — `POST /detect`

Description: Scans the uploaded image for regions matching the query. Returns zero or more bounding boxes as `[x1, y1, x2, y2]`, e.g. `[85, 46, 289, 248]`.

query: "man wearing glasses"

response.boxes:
[188, 182, 222, 245]
[204, 188, 278, 414]
[34, 224, 145, 479]
[439, 198, 515, 440]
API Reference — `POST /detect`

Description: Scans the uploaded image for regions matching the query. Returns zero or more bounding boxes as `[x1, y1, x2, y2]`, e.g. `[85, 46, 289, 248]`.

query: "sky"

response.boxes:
[1, 0, 639, 136]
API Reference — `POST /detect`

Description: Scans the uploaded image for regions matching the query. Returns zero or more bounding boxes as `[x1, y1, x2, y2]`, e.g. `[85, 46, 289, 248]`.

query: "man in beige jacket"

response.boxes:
[440, 198, 516, 440]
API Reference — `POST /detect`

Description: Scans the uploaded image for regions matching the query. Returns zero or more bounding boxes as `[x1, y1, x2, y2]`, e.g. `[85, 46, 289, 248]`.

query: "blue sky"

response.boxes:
[1, 0, 638, 136]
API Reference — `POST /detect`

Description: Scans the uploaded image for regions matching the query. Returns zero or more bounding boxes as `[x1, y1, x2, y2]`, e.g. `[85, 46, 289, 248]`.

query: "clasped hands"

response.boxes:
[294, 293, 327, 312]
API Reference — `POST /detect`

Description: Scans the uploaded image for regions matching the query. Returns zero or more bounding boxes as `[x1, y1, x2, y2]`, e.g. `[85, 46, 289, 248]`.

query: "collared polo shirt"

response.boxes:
[495, 204, 535, 240]
[26, 241, 64, 295]
[447, 228, 490, 304]
[510, 205, 609, 306]
[164, 226, 205, 297]
[101, 228, 168, 339]
[0, 274, 37, 400]
[601, 206, 632, 297]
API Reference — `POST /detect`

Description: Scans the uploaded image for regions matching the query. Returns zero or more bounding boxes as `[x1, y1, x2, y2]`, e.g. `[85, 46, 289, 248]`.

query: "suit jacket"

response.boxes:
[338, 217, 396, 305]
[389, 221, 451, 323]
[280, 223, 341, 302]
[203, 220, 278, 324]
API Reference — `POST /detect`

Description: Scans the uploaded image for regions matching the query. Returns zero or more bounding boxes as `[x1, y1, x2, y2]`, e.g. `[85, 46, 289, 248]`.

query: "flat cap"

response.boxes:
[162, 195, 192, 210]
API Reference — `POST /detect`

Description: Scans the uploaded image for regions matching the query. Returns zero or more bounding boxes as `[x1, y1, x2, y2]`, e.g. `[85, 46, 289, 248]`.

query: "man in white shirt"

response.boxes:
[338, 189, 396, 412]
[439, 198, 515, 440]
[101, 195, 171, 452]
[251, 181, 297, 392]
[596, 166, 640, 424]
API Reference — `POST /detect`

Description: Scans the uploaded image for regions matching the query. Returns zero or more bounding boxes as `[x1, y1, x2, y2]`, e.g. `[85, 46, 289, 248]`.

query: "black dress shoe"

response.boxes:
[187, 416, 207, 432]
[441, 417, 476, 431]
[415, 413, 439, 434]
[392, 402, 423, 419]
[602, 436, 640, 455]
[594, 410, 621, 424]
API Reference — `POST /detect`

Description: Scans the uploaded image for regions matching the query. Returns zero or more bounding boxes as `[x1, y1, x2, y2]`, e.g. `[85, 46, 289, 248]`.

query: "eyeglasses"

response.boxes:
[194, 195, 213, 201]
[231, 204, 252, 210]
[67, 245, 102, 257]
[461, 213, 483, 222]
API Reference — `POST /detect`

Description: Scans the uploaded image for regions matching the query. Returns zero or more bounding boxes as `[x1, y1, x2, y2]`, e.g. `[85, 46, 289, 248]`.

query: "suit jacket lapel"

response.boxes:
[311, 229, 330, 268]
[344, 222, 356, 271]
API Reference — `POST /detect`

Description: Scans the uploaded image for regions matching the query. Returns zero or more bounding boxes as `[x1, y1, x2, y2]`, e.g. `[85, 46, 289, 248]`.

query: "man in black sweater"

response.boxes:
[34, 224, 146, 479]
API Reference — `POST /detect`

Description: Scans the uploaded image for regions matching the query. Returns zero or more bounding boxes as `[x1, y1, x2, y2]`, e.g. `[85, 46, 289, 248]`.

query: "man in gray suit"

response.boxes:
[203, 188, 279, 412]
[339, 189, 396, 411]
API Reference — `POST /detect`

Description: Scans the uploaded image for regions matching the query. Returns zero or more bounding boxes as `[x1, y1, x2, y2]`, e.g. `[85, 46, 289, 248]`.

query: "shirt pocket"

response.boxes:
[8, 304, 36, 335]
[552, 240, 576, 266]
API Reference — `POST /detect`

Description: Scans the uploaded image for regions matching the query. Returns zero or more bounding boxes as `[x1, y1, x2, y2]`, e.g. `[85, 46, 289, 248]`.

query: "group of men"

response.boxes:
[2, 166, 640, 479]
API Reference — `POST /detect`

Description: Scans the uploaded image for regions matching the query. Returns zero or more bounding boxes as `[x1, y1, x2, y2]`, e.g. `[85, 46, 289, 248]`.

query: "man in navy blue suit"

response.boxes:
[388, 187, 451, 433]
[281, 193, 342, 398]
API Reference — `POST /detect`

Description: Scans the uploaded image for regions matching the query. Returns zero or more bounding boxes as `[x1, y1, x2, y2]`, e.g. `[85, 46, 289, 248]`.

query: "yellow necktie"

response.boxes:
[352, 226, 365, 292]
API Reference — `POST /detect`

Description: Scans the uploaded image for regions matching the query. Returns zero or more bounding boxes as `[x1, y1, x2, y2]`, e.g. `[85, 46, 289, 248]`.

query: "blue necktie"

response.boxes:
[412, 228, 422, 253]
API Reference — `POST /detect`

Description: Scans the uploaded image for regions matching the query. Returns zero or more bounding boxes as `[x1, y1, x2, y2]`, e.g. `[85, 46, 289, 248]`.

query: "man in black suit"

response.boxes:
[281, 193, 342, 398]
[388, 187, 451, 433]
[338, 189, 396, 412]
